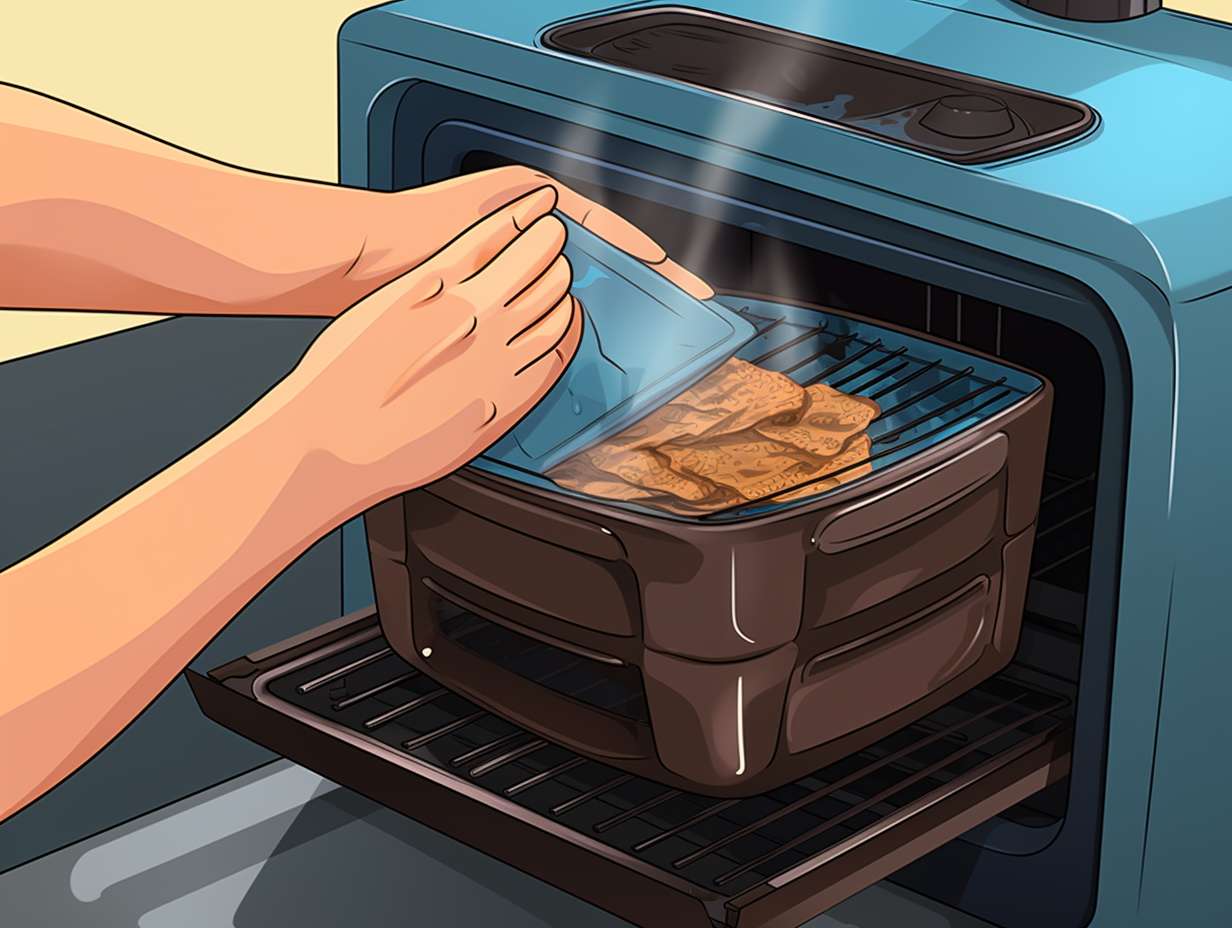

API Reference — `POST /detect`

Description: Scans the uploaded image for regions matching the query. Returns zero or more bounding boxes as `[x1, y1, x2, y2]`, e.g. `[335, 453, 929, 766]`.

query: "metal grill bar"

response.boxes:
[780, 333, 859, 376]
[672, 693, 1028, 870]
[874, 366, 976, 418]
[551, 774, 633, 816]
[873, 379, 1007, 446]
[791, 337, 879, 380]
[362, 687, 448, 730]
[736, 306, 778, 325]
[1032, 545, 1093, 578]
[1041, 473, 1095, 505]
[401, 709, 487, 751]
[331, 671, 417, 710]
[470, 738, 548, 778]
[256, 628, 1075, 921]
[504, 757, 589, 797]
[750, 315, 791, 338]
[567, 672, 625, 699]
[298, 647, 391, 693]
[1035, 506, 1095, 540]
[833, 358, 910, 394]
[867, 358, 942, 401]
[909, 718, 970, 745]
[632, 799, 740, 853]
[594, 789, 682, 834]
[713, 708, 1068, 886]
[749, 324, 830, 366]
[828, 345, 906, 389]
[450, 730, 526, 767]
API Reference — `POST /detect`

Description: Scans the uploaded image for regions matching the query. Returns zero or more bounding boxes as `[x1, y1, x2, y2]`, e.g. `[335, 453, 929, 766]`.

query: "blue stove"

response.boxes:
[318, 2, 1232, 926]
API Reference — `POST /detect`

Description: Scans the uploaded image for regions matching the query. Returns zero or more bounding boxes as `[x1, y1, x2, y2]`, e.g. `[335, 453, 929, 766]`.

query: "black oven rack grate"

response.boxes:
[695, 304, 1031, 517]
[1031, 471, 1096, 587]
[265, 633, 1072, 899]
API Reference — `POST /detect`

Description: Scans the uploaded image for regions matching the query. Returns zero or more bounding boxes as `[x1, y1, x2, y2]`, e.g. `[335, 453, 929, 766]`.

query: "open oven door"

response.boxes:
[189, 609, 1071, 928]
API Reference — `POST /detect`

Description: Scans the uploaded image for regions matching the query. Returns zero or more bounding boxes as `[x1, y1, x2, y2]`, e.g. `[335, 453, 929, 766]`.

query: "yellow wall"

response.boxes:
[0, 0, 1228, 363]
[1168, 1, 1232, 18]
[0, 1, 369, 363]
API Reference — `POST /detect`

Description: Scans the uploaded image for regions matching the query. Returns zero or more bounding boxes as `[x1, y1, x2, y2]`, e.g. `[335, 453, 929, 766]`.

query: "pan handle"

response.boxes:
[813, 433, 1008, 554]
[427, 474, 626, 562]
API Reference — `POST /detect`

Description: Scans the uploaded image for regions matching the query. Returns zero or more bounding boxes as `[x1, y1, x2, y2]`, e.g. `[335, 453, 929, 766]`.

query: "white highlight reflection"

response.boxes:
[730, 549, 756, 644]
[736, 675, 747, 777]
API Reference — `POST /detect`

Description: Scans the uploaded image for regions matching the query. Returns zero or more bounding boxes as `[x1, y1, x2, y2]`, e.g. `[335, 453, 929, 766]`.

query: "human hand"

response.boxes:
[311, 165, 712, 314]
[275, 184, 582, 506]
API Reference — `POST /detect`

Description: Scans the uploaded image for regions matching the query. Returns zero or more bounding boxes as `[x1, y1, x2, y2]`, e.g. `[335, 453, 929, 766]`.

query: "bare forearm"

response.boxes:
[0, 82, 371, 315]
[0, 383, 360, 819]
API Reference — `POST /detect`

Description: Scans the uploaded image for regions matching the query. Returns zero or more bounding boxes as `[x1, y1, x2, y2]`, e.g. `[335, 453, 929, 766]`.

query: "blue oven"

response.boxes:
[185, 1, 1232, 926]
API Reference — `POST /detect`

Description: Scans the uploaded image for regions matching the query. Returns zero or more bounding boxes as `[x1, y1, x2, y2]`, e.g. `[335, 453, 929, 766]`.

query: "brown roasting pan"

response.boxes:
[366, 298, 1052, 797]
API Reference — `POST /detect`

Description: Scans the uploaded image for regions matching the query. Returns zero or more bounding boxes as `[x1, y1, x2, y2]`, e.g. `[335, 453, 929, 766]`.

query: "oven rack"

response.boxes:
[467, 294, 1045, 523]
[1031, 471, 1096, 586]
[193, 614, 1073, 926]
[710, 299, 1032, 517]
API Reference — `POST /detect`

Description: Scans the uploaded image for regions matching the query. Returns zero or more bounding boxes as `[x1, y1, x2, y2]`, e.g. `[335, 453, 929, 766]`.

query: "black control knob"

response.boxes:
[1010, 0, 1159, 22]
[920, 95, 1015, 139]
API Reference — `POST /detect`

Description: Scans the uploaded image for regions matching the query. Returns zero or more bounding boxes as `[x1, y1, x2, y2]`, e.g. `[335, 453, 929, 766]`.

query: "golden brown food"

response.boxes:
[548, 358, 879, 515]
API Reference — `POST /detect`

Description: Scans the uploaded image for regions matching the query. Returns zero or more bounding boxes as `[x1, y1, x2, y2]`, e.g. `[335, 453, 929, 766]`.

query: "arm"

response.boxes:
[0, 81, 371, 315]
[0, 186, 582, 820]
[0, 83, 710, 317]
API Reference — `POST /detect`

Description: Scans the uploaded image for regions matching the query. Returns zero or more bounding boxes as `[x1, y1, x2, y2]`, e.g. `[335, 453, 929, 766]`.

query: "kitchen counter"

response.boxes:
[0, 759, 995, 928]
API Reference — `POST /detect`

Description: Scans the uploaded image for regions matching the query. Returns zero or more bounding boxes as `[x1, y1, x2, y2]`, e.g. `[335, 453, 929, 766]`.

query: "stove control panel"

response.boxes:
[544, 8, 1095, 164]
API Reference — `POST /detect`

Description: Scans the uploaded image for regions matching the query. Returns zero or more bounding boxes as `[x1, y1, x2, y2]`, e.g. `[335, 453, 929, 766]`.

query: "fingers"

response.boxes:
[654, 258, 715, 300]
[445, 185, 558, 282]
[504, 253, 571, 329]
[482, 167, 665, 265]
[472, 214, 568, 305]
[551, 187, 667, 266]
[514, 295, 584, 380]
[461, 166, 710, 294]
[383, 185, 558, 305]
[510, 292, 577, 370]
[548, 182, 713, 299]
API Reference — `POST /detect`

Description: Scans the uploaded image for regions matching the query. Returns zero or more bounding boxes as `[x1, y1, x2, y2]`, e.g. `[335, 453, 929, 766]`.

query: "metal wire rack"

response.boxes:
[267, 633, 1072, 900]
[1030, 471, 1096, 588]
[682, 301, 1038, 518]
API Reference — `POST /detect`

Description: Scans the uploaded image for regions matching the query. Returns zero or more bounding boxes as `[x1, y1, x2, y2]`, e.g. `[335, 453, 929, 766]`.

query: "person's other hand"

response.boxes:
[275, 184, 582, 505]
[310, 166, 712, 313]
